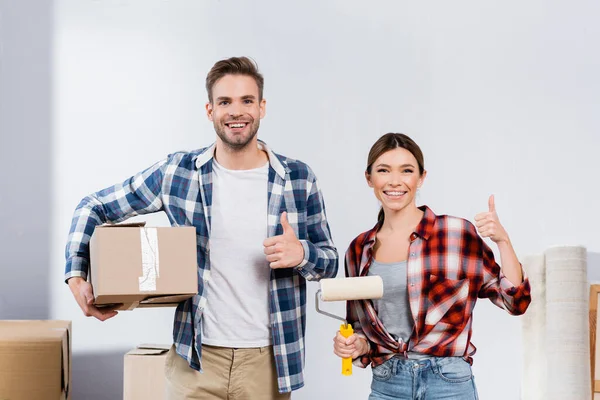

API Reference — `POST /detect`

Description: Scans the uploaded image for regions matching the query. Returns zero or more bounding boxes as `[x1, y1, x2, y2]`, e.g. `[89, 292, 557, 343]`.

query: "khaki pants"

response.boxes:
[165, 345, 291, 400]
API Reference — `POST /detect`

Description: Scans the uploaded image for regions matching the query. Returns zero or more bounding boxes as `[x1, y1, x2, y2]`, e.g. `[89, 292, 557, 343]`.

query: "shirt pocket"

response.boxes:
[424, 274, 470, 327]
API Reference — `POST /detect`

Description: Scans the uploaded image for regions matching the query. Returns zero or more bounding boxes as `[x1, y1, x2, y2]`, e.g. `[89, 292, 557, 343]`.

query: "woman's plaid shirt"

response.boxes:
[345, 206, 531, 368]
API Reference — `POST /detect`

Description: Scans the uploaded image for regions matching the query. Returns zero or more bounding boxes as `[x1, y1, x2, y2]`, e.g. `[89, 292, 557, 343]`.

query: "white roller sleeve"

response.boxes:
[320, 276, 383, 301]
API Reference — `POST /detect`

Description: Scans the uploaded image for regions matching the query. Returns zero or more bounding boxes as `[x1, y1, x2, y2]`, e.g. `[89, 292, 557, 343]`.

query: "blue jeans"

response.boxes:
[369, 356, 478, 400]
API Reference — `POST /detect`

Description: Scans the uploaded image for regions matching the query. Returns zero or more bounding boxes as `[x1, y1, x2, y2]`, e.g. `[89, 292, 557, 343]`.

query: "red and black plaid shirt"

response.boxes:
[345, 206, 531, 368]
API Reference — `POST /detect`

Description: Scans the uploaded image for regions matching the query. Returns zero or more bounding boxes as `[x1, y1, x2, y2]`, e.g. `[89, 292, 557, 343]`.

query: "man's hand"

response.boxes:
[263, 211, 305, 269]
[67, 277, 119, 321]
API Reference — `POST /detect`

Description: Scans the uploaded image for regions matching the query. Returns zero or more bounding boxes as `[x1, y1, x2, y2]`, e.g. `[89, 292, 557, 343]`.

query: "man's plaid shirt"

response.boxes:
[345, 206, 530, 368]
[64, 141, 339, 393]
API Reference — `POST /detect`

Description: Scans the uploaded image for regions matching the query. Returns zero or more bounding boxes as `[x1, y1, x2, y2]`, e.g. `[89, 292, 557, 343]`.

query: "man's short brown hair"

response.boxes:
[205, 57, 264, 104]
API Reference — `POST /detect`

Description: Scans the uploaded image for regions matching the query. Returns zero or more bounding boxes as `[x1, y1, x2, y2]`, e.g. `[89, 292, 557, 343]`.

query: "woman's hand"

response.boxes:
[333, 331, 369, 359]
[474, 195, 509, 244]
[474, 194, 523, 286]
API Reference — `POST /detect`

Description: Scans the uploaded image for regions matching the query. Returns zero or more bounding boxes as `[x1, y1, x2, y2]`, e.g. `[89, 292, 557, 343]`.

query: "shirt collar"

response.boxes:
[363, 205, 438, 247]
[193, 139, 288, 179]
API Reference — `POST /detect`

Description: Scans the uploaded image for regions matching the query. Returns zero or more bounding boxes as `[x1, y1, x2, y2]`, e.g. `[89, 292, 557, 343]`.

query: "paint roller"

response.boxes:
[315, 276, 384, 376]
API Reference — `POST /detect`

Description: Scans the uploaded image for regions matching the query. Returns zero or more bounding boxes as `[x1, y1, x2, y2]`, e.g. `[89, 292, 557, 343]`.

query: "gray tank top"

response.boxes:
[368, 259, 429, 359]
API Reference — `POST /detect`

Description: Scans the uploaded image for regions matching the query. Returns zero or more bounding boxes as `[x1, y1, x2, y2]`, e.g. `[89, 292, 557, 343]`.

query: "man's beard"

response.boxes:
[214, 118, 260, 151]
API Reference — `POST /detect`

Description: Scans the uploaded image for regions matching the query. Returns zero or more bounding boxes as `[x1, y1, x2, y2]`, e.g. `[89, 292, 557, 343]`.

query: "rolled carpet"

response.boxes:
[521, 254, 546, 400]
[545, 246, 590, 400]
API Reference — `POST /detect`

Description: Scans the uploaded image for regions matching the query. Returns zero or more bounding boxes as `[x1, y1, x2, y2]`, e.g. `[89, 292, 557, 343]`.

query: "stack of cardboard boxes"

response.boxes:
[93, 224, 198, 399]
[0, 224, 198, 399]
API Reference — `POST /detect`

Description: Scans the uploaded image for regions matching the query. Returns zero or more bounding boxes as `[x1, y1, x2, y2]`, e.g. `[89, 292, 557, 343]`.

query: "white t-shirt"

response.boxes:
[201, 159, 272, 348]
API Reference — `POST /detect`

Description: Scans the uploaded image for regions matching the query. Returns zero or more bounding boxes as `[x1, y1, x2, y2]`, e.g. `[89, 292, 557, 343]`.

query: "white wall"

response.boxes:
[50, 1, 600, 399]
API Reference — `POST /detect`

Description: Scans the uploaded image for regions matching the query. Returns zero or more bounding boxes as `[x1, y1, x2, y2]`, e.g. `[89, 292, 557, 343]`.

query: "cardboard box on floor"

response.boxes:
[0, 320, 71, 400]
[90, 223, 198, 311]
[124, 344, 170, 400]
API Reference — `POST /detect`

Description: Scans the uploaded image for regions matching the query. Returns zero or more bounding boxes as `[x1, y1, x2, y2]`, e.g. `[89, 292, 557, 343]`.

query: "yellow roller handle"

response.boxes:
[340, 323, 354, 376]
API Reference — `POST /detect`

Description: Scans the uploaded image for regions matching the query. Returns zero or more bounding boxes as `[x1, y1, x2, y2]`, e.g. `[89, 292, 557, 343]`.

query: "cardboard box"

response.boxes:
[0, 320, 71, 400]
[90, 223, 198, 311]
[123, 344, 170, 400]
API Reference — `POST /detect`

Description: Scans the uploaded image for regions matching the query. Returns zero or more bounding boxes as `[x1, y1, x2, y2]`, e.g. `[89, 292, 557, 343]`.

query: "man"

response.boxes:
[65, 56, 339, 399]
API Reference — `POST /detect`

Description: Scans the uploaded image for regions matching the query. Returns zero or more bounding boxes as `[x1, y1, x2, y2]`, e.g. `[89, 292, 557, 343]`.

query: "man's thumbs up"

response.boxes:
[280, 211, 293, 235]
[263, 211, 305, 269]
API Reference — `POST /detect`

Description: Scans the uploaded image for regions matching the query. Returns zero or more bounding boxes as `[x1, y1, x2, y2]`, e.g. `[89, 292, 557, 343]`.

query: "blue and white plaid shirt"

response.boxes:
[65, 140, 339, 393]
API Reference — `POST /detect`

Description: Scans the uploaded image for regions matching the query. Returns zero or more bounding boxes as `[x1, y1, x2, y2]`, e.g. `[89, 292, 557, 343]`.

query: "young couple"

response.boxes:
[65, 56, 530, 400]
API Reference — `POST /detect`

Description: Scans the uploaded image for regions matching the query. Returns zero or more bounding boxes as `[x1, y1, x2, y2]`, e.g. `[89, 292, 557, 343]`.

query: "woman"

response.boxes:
[333, 133, 531, 399]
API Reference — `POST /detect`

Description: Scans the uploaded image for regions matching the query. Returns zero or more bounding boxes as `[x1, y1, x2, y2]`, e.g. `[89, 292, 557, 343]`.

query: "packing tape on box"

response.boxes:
[139, 228, 160, 292]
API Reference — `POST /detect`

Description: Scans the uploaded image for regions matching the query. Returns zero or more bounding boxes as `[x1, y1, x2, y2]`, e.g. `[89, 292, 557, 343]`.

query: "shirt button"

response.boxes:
[410, 283, 415, 287]
[410, 253, 416, 257]
[371, 322, 377, 326]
